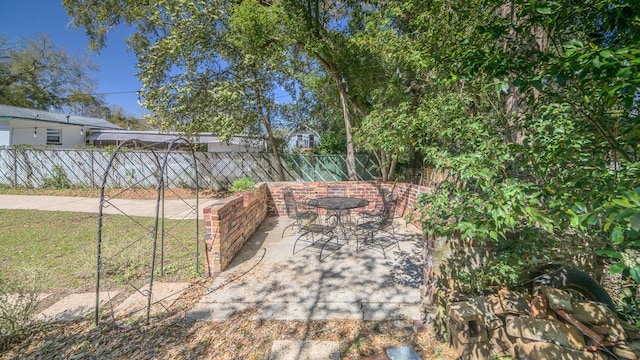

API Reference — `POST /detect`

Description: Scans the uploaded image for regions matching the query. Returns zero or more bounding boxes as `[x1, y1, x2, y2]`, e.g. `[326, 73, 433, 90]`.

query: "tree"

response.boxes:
[63, 0, 388, 180]
[0, 34, 103, 114]
[107, 105, 150, 130]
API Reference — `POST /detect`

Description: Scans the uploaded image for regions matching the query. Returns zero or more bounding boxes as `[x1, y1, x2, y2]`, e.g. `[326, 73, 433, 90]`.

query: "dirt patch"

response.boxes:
[3, 280, 458, 359]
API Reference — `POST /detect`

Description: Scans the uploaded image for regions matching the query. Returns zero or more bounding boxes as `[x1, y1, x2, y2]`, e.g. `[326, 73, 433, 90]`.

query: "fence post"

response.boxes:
[91, 149, 96, 188]
[13, 148, 18, 187]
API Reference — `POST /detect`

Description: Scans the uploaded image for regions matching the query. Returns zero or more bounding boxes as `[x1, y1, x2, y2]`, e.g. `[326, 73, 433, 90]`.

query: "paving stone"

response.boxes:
[36, 291, 118, 322]
[114, 282, 190, 318]
[269, 340, 340, 360]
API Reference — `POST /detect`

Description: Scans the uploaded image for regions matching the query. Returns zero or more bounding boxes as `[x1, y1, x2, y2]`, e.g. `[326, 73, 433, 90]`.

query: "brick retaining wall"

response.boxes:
[266, 181, 431, 229]
[203, 183, 267, 276]
[203, 181, 431, 276]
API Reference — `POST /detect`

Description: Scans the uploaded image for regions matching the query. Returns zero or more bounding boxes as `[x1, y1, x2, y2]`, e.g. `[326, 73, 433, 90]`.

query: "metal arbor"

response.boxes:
[94, 138, 200, 325]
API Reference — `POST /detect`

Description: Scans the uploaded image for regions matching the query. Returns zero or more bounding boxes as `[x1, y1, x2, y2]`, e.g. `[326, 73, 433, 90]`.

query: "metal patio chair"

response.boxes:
[281, 188, 317, 237]
[358, 192, 398, 235]
[355, 194, 399, 258]
[292, 206, 342, 261]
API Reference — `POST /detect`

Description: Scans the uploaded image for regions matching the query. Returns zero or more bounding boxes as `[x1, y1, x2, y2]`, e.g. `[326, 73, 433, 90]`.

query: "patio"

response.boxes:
[189, 215, 425, 322]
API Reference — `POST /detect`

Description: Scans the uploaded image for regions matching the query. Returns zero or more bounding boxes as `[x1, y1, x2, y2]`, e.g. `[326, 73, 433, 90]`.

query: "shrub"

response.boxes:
[43, 165, 71, 189]
[0, 275, 41, 351]
[229, 177, 255, 194]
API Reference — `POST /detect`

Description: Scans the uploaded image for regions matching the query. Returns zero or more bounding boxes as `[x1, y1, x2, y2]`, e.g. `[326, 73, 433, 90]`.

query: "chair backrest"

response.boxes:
[283, 188, 298, 217]
[380, 194, 397, 227]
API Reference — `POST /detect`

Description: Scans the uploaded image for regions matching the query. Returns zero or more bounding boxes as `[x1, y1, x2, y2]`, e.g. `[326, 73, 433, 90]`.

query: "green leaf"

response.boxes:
[630, 213, 640, 231]
[595, 249, 622, 259]
[599, 49, 613, 58]
[631, 266, 640, 284]
[535, 6, 552, 14]
[611, 226, 625, 244]
[609, 261, 626, 275]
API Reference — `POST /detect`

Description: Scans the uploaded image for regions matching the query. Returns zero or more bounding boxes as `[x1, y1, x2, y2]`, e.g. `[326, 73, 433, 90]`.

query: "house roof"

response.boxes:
[0, 104, 121, 129]
[87, 129, 265, 147]
[284, 124, 321, 141]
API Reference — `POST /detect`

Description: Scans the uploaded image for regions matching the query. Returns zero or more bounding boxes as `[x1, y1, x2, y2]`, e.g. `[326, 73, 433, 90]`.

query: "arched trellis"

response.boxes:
[95, 138, 200, 325]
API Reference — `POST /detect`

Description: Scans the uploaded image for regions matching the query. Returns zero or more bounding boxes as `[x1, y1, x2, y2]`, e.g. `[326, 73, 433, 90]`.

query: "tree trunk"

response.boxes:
[263, 118, 285, 181]
[337, 85, 357, 180]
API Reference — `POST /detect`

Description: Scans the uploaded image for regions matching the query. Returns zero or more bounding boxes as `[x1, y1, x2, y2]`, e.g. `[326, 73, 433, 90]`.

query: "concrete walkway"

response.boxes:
[0, 194, 225, 219]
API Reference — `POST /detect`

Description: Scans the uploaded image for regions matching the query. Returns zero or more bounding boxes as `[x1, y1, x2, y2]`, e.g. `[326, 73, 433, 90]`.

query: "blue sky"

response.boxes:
[0, 0, 147, 117]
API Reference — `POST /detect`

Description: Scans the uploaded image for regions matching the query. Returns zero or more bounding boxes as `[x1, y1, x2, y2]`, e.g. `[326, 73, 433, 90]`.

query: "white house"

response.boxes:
[87, 129, 267, 152]
[0, 104, 121, 148]
[285, 125, 321, 153]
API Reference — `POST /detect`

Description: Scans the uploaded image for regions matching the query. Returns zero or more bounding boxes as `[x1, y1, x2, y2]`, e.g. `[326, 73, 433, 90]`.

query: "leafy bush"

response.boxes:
[0, 275, 41, 351]
[229, 177, 255, 194]
[43, 165, 71, 189]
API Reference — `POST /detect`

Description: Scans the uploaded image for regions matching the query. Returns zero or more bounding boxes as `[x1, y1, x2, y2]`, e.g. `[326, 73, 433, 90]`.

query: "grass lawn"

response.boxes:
[0, 209, 203, 290]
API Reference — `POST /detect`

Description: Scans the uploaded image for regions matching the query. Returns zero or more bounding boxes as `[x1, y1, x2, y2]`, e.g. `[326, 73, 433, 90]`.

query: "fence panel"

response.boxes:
[0, 148, 382, 188]
[283, 154, 379, 181]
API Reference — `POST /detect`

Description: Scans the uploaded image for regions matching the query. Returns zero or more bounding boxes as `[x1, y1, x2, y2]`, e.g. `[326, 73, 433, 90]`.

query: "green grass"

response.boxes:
[0, 209, 204, 290]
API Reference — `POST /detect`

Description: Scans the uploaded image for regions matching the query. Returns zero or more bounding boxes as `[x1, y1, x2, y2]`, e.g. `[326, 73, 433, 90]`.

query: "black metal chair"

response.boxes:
[355, 194, 399, 258]
[293, 206, 341, 261]
[281, 188, 317, 237]
[358, 192, 398, 235]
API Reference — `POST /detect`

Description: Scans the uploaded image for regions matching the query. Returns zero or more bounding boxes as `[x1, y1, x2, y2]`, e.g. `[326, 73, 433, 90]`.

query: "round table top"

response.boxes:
[308, 197, 369, 211]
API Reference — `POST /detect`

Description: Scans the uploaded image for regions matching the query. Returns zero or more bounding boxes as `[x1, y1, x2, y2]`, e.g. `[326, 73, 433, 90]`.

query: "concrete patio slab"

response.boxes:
[270, 340, 340, 360]
[189, 216, 424, 322]
[113, 282, 190, 318]
[35, 291, 118, 322]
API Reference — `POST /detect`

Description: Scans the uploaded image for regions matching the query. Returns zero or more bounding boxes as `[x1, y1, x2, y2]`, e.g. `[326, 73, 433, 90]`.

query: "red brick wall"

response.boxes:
[203, 182, 267, 276]
[266, 181, 432, 229]
[203, 181, 432, 277]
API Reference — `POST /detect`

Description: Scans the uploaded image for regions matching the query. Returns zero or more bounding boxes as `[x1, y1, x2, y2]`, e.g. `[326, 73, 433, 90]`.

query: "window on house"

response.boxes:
[46, 129, 61, 145]
[308, 134, 315, 147]
[296, 134, 304, 148]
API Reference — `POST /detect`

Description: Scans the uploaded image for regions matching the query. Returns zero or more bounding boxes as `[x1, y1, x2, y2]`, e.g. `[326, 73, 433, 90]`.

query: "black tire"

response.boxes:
[530, 266, 617, 313]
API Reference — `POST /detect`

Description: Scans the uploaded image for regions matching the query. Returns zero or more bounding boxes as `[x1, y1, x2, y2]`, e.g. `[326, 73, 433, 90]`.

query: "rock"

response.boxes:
[571, 300, 614, 325]
[542, 286, 573, 312]
[614, 344, 640, 360]
[505, 316, 586, 350]
[570, 300, 627, 342]
[449, 300, 488, 344]
[448, 299, 491, 360]
[486, 294, 505, 316]
[517, 340, 594, 360]
[386, 346, 421, 360]
[488, 326, 516, 359]
[498, 288, 530, 315]
[529, 294, 548, 319]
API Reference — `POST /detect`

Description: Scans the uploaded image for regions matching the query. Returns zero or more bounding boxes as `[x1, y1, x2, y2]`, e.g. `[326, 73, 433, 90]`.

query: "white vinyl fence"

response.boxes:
[0, 148, 380, 189]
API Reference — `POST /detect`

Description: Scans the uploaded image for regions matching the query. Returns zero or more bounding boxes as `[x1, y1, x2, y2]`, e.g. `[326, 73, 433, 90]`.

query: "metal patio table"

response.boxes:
[307, 196, 370, 239]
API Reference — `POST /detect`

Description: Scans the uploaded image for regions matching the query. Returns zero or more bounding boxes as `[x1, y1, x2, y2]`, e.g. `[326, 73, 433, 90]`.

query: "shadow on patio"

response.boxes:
[189, 216, 424, 322]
